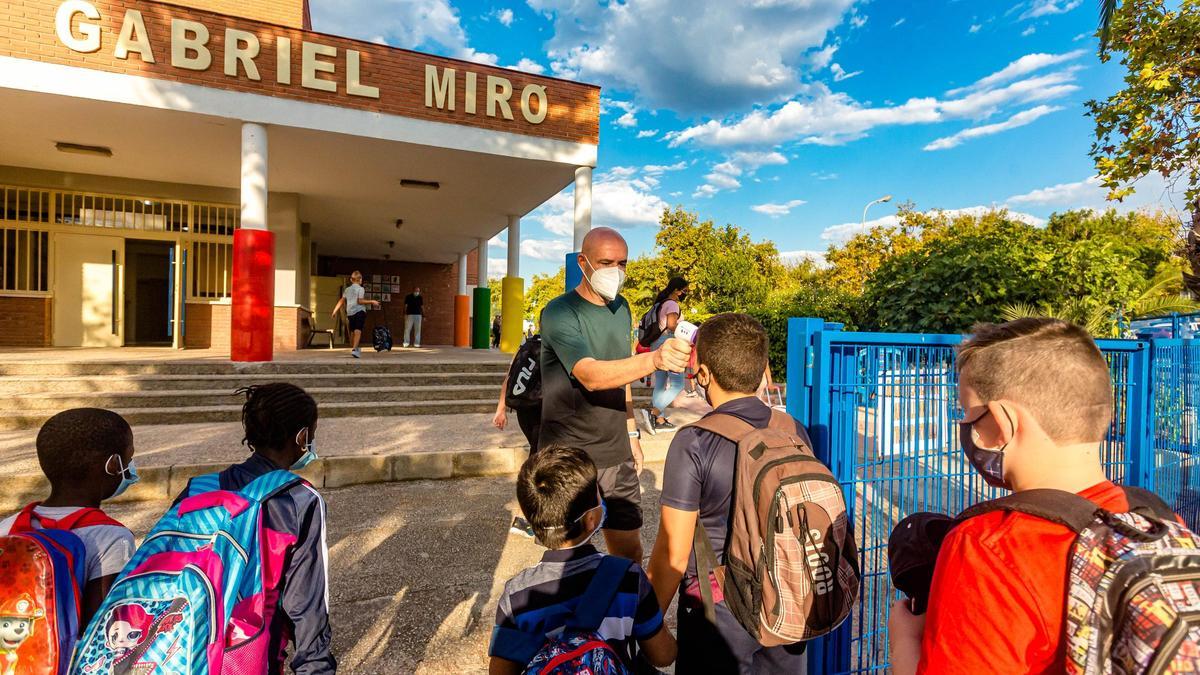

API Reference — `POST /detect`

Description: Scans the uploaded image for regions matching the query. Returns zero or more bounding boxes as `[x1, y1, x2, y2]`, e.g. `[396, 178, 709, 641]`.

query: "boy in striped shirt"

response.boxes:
[488, 445, 676, 674]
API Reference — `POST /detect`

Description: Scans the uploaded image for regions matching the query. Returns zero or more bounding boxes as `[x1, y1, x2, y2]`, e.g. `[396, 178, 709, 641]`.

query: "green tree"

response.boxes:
[524, 267, 565, 328]
[1087, 0, 1200, 291]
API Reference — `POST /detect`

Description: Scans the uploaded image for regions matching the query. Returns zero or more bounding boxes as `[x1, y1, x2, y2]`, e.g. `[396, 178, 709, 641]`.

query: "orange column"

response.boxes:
[454, 294, 470, 347]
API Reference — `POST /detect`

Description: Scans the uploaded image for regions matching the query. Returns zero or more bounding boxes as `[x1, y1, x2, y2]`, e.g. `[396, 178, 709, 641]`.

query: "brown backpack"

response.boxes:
[689, 410, 859, 647]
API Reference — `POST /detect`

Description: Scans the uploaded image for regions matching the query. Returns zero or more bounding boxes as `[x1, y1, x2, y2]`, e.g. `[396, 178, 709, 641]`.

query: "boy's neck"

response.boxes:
[1010, 441, 1110, 494]
[707, 385, 757, 410]
[42, 489, 102, 509]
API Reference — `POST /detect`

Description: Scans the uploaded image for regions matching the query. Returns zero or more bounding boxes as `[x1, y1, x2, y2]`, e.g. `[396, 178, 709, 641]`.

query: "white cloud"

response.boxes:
[850, 11, 867, 28]
[604, 166, 639, 179]
[1021, 0, 1081, 20]
[1006, 175, 1102, 205]
[752, 199, 808, 217]
[603, 98, 639, 128]
[1004, 173, 1188, 215]
[310, 0, 498, 65]
[528, 170, 670, 236]
[820, 206, 1046, 243]
[512, 58, 546, 74]
[892, 17, 906, 28]
[664, 65, 1085, 151]
[812, 171, 840, 181]
[810, 44, 839, 70]
[488, 257, 507, 279]
[831, 63, 862, 82]
[643, 161, 687, 174]
[494, 8, 514, 26]
[1022, 25, 1037, 37]
[781, 250, 829, 267]
[946, 50, 1087, 96]
[694, 151, 788, 197]
[969, 23, 982, 33]
[521, 238, 572, 261]
[924, 104, 1062, 151]
[637, 129, 659, 138]
[1073, 32, 1089, 41]
[529, 0, 858, 114]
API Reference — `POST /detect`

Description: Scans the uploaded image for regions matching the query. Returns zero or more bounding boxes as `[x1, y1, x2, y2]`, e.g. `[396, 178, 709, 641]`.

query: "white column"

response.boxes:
[506, 215, 520, 279]
[457, 252, 468, 295]
[476, 237, 488, 285]
[573, 166, 592, 251]
[240, 122, 269, 231]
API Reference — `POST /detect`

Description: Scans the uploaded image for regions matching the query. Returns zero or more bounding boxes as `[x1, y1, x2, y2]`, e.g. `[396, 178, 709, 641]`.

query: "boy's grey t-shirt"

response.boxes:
[343, 284, 366, 315]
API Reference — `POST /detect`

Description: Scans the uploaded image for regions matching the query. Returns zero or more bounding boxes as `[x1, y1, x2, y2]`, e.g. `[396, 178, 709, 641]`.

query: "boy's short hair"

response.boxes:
[516, 445, 599, 548]
[37, 408, 132, 486]
[696, 313, 769, 394]
[957, 318, 1113, 444]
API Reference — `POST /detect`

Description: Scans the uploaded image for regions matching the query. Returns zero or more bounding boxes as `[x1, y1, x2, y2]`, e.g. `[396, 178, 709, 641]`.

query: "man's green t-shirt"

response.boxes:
[539, 290, 633, 468]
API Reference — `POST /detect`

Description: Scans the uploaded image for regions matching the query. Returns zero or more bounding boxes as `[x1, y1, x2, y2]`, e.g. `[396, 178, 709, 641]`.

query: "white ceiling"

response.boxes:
[0, 88, 578, 263]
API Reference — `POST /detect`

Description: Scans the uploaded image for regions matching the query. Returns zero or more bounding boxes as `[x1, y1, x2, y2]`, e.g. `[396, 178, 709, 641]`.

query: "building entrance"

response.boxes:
[124, 239, 173, 345]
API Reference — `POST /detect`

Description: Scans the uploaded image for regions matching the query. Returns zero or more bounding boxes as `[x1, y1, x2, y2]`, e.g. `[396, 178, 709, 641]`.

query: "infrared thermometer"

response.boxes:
[675, 320, 699, 344]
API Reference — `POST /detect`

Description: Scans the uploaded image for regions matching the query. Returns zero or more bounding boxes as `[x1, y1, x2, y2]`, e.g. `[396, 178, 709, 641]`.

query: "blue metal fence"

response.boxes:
[785, 319, 1197, 674]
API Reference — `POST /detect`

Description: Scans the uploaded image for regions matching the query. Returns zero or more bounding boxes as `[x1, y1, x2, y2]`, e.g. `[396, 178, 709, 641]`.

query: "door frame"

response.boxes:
[52, 232, 126, 347]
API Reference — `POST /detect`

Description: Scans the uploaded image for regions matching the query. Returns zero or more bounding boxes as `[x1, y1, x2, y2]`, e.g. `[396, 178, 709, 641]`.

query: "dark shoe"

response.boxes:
[510, 516, 535, 538]
[654, 418, 677, 433]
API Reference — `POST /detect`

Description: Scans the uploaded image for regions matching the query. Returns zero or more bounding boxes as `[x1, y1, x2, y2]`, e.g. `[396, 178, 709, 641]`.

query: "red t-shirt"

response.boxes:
[917, 481, 1129, 674]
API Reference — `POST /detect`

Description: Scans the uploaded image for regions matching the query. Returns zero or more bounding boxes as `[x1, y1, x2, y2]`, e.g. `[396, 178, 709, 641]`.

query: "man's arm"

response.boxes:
[572, 339, 690, 391]
[888, 600, 925, 675]
[647, 505, 698, 613]
[330, 297, 345, 317]
[493, 375, 510, 430]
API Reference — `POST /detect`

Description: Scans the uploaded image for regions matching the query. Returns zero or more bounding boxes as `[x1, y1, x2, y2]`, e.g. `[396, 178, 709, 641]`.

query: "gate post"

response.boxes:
[1128, 340, 1156, 492]
[786, 317, 826, 428]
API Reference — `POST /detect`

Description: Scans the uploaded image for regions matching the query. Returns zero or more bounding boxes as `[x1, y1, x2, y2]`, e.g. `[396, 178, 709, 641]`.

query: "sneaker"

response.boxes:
[402, 343, 410, 348]
[638, 409, 656, 436]
[654, 418, 677, 433]
[351, 349, 361, 359]
[510, 516, 535, 538]
[414, 343, 421, 348]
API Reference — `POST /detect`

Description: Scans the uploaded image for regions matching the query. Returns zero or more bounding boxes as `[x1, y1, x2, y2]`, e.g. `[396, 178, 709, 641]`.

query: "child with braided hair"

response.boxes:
[171, 383, 337, 674]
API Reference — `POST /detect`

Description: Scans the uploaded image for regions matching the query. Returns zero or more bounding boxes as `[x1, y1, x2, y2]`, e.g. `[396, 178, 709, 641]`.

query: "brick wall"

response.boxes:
[0, 0, 600, 145]
[318, 257, 457, 345]
[184, 303, 306, 350]
[157, 0, 304, 28]
[0, 296, 51, 346]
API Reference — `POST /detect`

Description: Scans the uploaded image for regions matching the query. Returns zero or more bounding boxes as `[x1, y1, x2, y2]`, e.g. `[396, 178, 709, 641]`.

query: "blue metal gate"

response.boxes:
[785, 318, 1195, 673]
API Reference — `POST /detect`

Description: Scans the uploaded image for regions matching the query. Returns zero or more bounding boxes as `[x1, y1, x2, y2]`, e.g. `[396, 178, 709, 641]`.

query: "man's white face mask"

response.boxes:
[583, 256, 626, 302]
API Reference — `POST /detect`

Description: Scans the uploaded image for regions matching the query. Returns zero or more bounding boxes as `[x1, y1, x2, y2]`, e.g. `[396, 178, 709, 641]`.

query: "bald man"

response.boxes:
[538, 227, 692, 562]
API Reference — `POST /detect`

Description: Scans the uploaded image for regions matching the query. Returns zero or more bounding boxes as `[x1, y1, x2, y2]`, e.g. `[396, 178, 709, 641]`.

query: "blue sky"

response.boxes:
[311, 0, 1186, 279]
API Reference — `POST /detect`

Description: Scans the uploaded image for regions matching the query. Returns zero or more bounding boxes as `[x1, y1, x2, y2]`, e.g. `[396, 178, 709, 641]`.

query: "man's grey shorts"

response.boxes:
[597, 459, 642, 531]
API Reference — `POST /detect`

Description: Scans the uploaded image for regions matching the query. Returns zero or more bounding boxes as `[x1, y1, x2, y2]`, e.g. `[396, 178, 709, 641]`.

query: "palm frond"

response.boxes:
[1129, 296, 1200, 319]
[1098, 0, 1119, 52]
[999, 302, 1046, 322]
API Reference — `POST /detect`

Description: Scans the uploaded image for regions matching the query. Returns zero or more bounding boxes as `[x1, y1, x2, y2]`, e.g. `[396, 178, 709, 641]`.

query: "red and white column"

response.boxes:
[231, 122, 275, 362]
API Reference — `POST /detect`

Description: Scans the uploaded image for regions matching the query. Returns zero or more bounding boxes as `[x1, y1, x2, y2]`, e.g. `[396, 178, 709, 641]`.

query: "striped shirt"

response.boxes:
[489, 544, 664, 666]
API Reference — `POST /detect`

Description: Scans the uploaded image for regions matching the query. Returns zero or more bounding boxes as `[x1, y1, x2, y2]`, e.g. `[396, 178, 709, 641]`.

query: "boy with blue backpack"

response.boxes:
[0, 408, 138, 672]
[71, 383, 336, 674]
[488, 445, 676, 674]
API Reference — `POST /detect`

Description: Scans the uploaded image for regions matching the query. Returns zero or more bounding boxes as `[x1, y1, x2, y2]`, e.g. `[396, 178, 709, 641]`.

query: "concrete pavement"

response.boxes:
[105, 462, 678, 674]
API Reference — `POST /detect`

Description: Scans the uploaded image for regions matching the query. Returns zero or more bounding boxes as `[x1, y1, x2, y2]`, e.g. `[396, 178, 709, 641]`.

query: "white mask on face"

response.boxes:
[583, 257, 626, 302]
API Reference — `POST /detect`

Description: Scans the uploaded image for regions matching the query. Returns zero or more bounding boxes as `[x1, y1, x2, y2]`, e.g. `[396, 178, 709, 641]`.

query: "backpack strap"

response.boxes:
[1121, 486, 1178, 522]
[187, 472, 222, 497]
[685, 413, 757, 443]
[693, 520, 723, 626]
[10, 503, 123, 533]
[566, 556, 634, 632]
[239, 470, 306, 504]
[955, 489, 1101, 533]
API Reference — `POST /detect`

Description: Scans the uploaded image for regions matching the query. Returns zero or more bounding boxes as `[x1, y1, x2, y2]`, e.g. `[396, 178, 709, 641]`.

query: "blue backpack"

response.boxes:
[70, 470, 303, 675]
[524, 557, 634, 675]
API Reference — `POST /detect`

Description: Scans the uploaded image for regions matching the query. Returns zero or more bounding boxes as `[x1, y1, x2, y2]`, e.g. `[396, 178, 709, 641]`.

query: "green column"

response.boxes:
[472, 287, 491, 349]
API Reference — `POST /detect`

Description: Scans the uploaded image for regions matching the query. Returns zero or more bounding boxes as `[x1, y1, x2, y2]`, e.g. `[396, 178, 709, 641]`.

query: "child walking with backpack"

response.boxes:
[71, 383, 336, 674]
[489, 445, 676, 674]
[0, 409, 138, 673]
[647, 313, 859, 674]
[888, 318, 1197, 675]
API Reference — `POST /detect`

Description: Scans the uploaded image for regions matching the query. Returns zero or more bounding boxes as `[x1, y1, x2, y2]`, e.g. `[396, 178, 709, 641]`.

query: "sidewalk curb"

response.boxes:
[0, 442, 673, 510]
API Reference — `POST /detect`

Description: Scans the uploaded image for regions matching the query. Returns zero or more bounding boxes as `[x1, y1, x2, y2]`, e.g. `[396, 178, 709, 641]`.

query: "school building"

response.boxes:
[0, 0, 600, 359]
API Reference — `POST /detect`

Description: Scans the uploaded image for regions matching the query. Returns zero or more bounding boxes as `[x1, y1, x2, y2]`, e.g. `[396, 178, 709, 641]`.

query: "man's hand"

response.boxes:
[492, 407, 507, 430]
[888, 599, 926, 675]
[630, 437, 644, 474]
[653, 336, 692, 373]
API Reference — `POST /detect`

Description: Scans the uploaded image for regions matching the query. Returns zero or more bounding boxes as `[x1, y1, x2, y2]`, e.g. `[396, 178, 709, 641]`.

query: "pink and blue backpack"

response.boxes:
[523, 557, 634, 675]
[69, 470, 303, 675]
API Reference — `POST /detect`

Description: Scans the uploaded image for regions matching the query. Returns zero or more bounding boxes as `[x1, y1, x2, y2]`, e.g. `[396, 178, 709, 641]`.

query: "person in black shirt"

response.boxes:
[402, 287, 423, 348]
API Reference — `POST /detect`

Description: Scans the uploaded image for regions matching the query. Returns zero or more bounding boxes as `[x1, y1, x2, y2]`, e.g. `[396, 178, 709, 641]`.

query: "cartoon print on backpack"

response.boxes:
[76, 599, 187, 675]
[0, 594, 45, 675]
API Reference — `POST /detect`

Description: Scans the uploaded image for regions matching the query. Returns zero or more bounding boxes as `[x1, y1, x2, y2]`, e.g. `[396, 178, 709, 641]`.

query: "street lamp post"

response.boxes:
[862, 194, 894, 227]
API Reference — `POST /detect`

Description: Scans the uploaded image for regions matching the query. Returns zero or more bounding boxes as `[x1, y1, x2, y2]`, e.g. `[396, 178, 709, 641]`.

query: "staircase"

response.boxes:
[0, 359, 657, 431]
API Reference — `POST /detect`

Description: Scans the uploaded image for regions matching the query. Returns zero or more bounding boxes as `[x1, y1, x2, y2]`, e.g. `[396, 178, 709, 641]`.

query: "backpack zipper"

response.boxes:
[1146, 613, 1198, 675]
[117, 563, 219, 645]
[751, 457, 830, 510]
[143, 529, 249, 563]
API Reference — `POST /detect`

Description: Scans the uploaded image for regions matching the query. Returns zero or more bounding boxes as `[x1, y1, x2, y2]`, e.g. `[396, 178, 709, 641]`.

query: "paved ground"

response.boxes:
[0, 395, 711, 475]
[105, 462, 677, 675]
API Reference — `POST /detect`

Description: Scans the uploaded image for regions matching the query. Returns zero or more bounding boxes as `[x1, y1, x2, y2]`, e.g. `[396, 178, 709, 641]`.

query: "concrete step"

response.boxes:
[0, 360, 510, 377]
[8, 385, 504, 410]
[0, 372, 508, 394]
